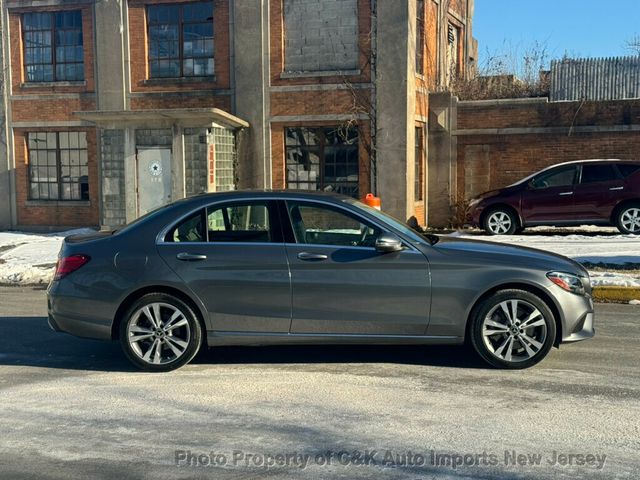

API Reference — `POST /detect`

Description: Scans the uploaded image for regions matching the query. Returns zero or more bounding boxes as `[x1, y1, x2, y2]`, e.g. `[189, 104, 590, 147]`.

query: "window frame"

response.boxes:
[27, 131, 89, 201]
[284, 126, 360, 199]
[414, 125, 425, 201]
[21, 10, 84, 83]
[146, 1, 215, 79]
[415, 0, 425, 75]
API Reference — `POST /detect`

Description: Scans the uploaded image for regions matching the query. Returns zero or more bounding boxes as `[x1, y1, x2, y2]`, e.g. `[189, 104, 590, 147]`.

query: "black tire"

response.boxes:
[119, 293, 202, 372]
[615, 203, 640, 234]
[482, 207, 518, 235]
[469, 289, 556, 369]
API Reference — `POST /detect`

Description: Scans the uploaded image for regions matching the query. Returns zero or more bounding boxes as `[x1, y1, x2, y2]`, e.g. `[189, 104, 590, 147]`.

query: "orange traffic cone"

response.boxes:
[364, 193, 381, 210]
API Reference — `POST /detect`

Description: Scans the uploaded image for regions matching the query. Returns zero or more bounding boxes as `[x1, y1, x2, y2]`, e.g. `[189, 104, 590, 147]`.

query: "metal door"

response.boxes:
[137, 148, 172, 216]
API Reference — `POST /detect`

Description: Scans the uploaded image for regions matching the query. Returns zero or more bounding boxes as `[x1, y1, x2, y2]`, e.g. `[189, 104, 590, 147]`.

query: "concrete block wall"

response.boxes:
[100, 130, 126, 227]
[184, 128, 208, 197]
[283, 0, 359, 72]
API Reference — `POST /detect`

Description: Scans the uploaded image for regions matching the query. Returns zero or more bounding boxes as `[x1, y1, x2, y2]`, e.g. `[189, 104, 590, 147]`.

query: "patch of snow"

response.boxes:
[0, 229, 96, 285]
[629, 300, 640, 305]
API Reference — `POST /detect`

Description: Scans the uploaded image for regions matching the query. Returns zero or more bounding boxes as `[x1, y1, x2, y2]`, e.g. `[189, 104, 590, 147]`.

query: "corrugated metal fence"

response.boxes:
[550, 56, 640, 102]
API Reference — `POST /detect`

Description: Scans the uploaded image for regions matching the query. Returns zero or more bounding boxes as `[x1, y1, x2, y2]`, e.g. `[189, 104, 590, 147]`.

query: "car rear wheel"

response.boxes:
[469, 289, 556, 369]
[482, 208, 518, 235]
[616, 204, 640, 234]
[119, 293, 202, 372]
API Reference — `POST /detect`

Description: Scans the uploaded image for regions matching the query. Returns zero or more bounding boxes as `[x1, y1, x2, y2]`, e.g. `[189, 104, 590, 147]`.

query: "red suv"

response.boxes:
[467, 159, 640, 235]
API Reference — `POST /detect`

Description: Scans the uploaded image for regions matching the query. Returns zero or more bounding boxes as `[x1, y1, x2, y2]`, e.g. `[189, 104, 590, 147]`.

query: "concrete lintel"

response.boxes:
[270, 114, 369, 123]
[12, 121, 94, 128]
[270, 83, 371, 93]
[454, 124, 640, 136]
[458, 97, 549, 108]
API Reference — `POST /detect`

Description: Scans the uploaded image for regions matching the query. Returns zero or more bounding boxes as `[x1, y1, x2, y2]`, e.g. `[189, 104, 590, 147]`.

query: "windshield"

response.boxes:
[345, 198, 428, 245]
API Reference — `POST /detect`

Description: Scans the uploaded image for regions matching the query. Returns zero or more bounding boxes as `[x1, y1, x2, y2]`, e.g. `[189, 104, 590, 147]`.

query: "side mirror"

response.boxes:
[375, 233, 404, 253]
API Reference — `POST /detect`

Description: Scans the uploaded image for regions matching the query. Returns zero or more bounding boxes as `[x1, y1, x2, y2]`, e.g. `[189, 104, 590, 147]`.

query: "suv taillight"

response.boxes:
[54, 254, 90, 280]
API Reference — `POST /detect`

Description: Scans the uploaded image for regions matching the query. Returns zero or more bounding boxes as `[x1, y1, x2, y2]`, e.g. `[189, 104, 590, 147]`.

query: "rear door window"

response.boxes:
[580, 164, 619, 184]
[617, 164, 640, 178]
[206, 202, 275, 243]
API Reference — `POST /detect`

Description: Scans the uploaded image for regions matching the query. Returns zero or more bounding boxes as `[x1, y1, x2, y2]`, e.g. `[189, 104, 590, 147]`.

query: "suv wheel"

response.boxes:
[483, 208, 518, 235]
[616, 204, 640, 234]
[469, 290, 556, 369]
[119, 293, 202, 372]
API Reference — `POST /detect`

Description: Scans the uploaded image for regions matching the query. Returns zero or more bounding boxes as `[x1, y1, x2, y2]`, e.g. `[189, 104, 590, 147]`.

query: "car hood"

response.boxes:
[431, 235, 587, 275]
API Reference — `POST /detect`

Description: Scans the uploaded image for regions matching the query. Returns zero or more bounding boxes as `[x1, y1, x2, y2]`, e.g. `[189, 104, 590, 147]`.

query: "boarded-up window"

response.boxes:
[283, 0, 358, 72]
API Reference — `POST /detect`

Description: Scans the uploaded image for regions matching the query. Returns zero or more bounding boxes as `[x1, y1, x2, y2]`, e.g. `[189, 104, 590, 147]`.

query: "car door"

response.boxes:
[282, 199, 431, 335]
[521, 165, 578, 223]
[157, 200, 292, 333]
[573, 163, 624, 220]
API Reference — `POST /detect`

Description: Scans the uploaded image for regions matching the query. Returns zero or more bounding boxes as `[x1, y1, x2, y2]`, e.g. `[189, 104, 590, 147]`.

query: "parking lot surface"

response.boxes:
[0, 286, 638, 479]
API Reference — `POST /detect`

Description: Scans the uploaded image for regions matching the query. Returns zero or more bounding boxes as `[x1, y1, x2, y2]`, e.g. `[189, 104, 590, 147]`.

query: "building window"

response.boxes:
[415, 0, 425, 75]
[147, 1, 214, 78]
[28, 132, 89, 200]
[285, 127, 359, 198]
[446, 23, 460, 83]
[22, 11, 84, 82]
[415, 125, 425, 201]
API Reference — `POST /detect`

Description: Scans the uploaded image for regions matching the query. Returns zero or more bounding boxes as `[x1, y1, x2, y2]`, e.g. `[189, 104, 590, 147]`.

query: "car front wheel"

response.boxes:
[616, 204, 640, 234]
[469, 289, 556, 369]
[482, 208, 518, 235]
[119, 293, 202, 371]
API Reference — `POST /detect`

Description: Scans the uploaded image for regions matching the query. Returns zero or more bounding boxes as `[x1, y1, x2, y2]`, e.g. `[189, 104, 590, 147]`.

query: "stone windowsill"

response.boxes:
[25, 200, 91, 207]
[20, 81, 87, 89]
[143, 76, 217, 86]
[280, 69, 361, 79]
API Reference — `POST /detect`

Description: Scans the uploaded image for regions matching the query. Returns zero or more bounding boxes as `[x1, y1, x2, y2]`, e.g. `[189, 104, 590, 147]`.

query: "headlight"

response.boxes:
[547, 271, 586, 296]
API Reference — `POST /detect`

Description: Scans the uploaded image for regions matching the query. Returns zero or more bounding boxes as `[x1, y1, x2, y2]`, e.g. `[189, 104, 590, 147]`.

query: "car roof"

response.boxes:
[188, 189, 353, 202]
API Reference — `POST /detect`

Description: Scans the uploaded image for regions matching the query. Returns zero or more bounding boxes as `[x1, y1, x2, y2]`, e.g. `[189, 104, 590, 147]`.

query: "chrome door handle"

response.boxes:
[610, 186, 624, 191]
[297, 252, 328, 261]
[176, 252, 207, 261]
[558, 191, 573, 196]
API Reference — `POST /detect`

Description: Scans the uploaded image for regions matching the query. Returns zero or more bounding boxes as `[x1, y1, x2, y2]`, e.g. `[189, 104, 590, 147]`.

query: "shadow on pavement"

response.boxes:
[0, 315, 487, 371]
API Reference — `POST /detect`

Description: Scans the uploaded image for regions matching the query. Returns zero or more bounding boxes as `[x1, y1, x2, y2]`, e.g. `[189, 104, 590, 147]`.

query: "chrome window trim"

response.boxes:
[155, 195, 426, 253]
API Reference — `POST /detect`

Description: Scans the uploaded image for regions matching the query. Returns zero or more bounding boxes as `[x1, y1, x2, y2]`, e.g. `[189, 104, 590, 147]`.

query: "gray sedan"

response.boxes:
[47, 191, 595, 371]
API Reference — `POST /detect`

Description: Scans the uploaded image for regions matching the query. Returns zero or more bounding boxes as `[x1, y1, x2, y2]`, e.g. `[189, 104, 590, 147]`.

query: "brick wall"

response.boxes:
[455, 98, 640, 202]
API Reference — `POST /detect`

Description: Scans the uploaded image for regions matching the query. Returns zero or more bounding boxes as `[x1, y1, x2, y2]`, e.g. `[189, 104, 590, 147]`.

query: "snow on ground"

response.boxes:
[448, 226, 640, 265]
[448, 226, 640, 288]
[1, 226, 640, 287]
[0, 229, 95, 285]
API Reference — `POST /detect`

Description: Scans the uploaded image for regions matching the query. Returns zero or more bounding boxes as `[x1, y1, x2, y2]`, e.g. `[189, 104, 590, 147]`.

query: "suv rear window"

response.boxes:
[617, 164, 640, 178]
[580, 164, 619, 183]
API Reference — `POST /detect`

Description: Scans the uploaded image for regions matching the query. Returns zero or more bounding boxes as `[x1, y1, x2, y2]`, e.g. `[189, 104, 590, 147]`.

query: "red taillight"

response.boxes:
[54, 254, 90, 280]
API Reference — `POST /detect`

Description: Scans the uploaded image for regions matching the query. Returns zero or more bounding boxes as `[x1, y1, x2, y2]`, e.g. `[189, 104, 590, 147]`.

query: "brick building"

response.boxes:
[0, 0, 476, 230]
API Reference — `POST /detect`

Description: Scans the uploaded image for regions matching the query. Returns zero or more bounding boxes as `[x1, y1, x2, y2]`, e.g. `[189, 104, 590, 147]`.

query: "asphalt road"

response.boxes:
[0, 287, 638, 480]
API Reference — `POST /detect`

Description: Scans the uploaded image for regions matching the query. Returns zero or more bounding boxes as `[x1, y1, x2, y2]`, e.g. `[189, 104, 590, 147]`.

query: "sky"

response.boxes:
[474, 0, 640, 71]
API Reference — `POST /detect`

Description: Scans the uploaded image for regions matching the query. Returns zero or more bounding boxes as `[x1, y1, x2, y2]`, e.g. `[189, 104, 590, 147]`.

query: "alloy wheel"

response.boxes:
[621, 208, 640, 233]
[127, 302, 191, 365]
[487, 211, 513, 235]
[481, 299, 548, 363]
